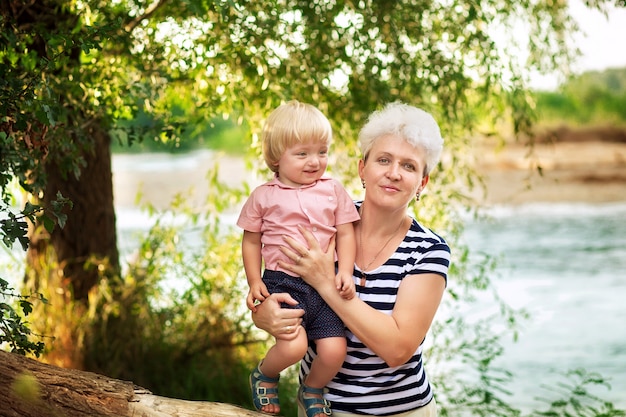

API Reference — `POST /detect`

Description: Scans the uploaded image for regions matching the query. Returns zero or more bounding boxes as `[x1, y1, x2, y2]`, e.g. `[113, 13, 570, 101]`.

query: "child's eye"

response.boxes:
[319, 150, 328, 156]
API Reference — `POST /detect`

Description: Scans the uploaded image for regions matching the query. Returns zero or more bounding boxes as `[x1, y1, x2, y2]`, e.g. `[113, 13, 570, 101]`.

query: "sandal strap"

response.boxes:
[250, 363, 280, 410]
[252, 363, 280, 384]
[298, 384, 332, 417]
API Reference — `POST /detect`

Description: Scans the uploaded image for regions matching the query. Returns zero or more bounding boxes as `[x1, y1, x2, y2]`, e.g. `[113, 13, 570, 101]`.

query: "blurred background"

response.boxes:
[2, 1, 625, 416]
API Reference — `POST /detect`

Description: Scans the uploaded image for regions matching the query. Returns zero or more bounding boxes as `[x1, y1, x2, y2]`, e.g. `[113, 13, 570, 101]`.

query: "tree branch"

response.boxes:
[124, 0, 169, 33]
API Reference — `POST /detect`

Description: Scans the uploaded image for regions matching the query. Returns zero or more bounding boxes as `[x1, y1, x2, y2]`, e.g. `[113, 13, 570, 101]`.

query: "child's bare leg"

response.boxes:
[256, 329, 308, 414]
[305, 336, 346, 388]
[301, 336, 347, 416]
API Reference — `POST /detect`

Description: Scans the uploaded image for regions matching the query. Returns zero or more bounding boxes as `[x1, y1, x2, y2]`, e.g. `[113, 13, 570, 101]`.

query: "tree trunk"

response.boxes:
[25, 125, 120, 369]
[33, 125, 120, 301]
[0, 350, 264, 417]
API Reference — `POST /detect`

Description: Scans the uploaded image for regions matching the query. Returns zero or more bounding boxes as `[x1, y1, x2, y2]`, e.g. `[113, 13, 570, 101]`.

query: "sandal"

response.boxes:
[297, 384, 332, 417]
[249, 363, 280, 413]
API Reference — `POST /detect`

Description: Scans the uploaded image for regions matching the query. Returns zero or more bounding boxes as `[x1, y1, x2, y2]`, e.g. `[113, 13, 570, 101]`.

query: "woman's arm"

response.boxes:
[278, 226, 445, 367]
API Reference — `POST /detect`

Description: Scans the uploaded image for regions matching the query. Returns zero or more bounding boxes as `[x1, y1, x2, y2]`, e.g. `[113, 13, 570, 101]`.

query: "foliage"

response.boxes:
[0, 186, 70, 357]
[533, 67, 626, 126]
[2, 0, 587, 181]
[0, 191, 72, 252]
[0, 278, 47, 357]
[110, 116, 248, 154]
[1, 0, 93, 339]
[533, 369, 626, 417]
[0, 1, 121, 204]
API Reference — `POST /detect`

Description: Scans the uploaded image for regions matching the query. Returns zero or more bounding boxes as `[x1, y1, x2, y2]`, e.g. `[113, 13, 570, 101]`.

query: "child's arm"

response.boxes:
[242, 230, 269, 311]
[335, 222, 356, 299]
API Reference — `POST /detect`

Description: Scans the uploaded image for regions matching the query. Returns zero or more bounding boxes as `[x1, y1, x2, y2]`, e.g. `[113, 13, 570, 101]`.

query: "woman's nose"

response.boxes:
[386, 163, 401, 179]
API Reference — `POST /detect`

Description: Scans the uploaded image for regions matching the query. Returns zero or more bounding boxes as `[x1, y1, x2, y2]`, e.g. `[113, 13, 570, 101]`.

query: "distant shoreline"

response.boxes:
[112, 134, 626, 210]
[474, 135, 626, 205]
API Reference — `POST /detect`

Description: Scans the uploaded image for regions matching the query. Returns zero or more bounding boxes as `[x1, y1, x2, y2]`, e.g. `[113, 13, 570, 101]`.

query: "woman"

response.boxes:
[253, 102, 450, 417]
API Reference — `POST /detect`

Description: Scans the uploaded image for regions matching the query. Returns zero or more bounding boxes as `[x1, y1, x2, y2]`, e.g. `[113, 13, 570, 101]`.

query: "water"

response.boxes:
[461, 202, 626, 410]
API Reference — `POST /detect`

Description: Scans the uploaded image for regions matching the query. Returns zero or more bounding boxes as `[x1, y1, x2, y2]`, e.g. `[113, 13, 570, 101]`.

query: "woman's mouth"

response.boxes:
[381, 184, 400, 192]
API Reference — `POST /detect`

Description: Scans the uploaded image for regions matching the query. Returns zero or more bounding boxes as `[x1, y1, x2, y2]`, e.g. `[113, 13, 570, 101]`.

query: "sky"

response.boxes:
[530, 1, 626, 90]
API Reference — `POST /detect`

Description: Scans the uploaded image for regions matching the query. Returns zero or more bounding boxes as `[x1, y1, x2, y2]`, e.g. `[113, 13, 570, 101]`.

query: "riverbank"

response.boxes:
[474, 137, 626, 205]
[112, 132, 626, 209]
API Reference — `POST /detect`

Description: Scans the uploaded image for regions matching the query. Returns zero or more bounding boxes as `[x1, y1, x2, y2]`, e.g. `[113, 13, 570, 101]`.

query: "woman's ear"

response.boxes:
[358, 159, 365, 180]
[418, 175, 430, 194]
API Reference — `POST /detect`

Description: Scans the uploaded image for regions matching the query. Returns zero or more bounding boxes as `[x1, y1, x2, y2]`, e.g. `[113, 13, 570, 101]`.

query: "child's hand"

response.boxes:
[335, 271, 356, 300]
[247, 282, 271, 312]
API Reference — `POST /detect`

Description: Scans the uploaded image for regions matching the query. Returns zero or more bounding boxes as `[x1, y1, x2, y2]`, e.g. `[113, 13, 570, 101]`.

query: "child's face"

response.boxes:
[274, 141, 329, 187]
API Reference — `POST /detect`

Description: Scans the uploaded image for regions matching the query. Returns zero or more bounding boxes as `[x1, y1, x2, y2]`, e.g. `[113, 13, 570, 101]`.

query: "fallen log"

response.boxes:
[0, 350, 263, 417]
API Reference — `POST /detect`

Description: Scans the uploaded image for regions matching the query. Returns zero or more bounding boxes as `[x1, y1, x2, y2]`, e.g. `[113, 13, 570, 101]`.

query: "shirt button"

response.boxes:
[312, 227, 318, 232]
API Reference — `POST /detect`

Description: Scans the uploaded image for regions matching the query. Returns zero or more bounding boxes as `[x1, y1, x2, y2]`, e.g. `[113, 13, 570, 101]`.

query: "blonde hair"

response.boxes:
[262, 100, 332, 172]
[359, 102, 444, 175]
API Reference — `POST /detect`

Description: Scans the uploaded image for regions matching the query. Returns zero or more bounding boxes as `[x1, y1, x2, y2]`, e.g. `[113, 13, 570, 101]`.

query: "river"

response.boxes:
[461, 202, 626, 410]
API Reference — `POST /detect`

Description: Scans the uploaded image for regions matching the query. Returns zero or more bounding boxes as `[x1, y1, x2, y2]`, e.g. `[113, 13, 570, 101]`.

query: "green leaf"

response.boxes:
[23, 202, 40, 216]
[42, 215, 55, 233]
[19, 300, 33, 316]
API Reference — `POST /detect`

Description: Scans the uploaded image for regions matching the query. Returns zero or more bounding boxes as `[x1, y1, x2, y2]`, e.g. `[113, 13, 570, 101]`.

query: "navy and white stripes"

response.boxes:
[299, 217, 450, 416]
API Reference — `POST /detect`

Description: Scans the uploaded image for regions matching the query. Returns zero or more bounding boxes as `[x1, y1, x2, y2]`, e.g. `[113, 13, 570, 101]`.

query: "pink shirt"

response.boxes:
[237, 176, 360, 277]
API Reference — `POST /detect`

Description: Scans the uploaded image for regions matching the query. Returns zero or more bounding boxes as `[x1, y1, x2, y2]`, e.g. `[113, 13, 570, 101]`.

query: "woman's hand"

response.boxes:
[251, 293, 305, 341]
[277, 225, 337, 293]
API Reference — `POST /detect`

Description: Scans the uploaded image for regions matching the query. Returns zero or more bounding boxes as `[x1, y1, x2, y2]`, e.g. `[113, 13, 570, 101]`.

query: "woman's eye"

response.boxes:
[403, 163, 415, 171]
[378, 157, 390, 164]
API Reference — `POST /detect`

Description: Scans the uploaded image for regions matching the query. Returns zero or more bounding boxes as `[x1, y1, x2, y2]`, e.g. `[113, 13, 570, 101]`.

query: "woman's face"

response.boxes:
[359, 134, 429, 210]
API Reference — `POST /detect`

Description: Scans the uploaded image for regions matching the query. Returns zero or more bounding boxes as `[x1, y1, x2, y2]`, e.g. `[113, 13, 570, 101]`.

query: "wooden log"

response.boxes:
[0, 350, 263, 417]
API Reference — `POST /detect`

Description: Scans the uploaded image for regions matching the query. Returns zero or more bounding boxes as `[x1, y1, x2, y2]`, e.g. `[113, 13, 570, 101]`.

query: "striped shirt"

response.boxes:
[299, 212, 450, 416]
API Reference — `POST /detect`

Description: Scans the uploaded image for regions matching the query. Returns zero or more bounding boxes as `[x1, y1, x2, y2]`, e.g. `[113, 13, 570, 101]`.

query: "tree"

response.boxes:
[2, 0, 623, 410]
